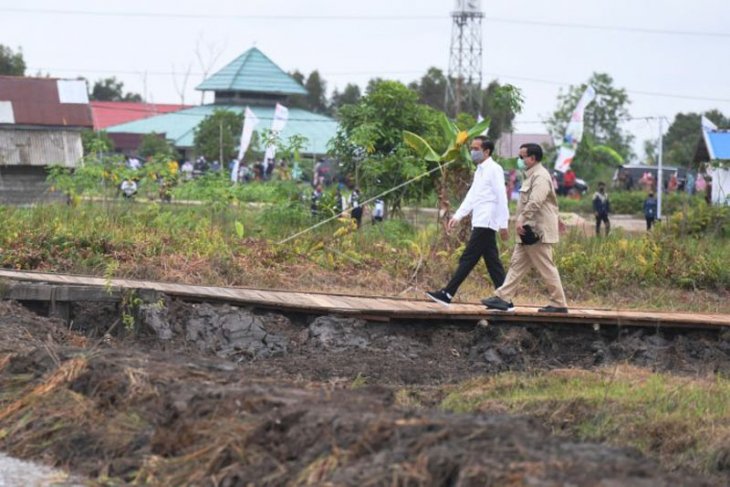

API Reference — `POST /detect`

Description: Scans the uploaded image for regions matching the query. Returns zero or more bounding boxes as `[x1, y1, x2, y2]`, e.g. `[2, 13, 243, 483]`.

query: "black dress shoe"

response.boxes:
[538, 305, 568, 313]
[481, 296, 514, 311]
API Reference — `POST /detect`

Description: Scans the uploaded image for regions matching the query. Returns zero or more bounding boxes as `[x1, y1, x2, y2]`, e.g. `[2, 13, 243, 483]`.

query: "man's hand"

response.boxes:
[499, 228, 509, 241]
[447, 217, 459, 232]
[515, 218, 525, 236]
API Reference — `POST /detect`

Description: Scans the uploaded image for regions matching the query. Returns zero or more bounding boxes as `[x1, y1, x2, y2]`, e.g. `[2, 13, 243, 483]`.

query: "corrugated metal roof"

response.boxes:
[106, 104, 338, 155]
[91, 101, 188, 129]
[0, 76, 93, 128]
[196, 47, 307, 96]
[707, 131, 730, 160]
[0, 127, 83, 167]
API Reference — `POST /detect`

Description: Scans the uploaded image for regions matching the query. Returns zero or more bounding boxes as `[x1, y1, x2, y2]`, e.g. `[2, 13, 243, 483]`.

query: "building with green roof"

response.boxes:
[107, 47, 338, 157]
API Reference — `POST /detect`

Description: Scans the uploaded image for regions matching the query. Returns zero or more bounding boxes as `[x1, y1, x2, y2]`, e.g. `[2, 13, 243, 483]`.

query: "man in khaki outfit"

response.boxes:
[482, 143, 569, 313]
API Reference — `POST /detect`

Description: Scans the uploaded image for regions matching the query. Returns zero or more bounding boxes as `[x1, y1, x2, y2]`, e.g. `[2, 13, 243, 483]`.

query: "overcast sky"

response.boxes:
[4, 0, 729, 159]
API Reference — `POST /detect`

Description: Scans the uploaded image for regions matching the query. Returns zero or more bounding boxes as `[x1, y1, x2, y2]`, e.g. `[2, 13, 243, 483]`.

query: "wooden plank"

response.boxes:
[1, 269, 729, 329]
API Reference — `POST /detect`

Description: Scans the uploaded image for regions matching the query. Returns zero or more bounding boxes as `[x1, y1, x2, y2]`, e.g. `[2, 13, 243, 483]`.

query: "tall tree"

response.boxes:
[330, 83, 362, 113]
[0, 45, 25, 76]
[304, 70, 328, 113]
[481, 81, 523, 140]
[546, 72, 633, 178]
[663, 110, 729, 167]
[287, 70, 308, 109]
[410, 67, 448, 112]
[90, 77, 143, 102]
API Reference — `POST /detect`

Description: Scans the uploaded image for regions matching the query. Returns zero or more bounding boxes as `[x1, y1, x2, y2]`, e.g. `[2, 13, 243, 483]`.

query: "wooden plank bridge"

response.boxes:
[0, 269, 728, 330]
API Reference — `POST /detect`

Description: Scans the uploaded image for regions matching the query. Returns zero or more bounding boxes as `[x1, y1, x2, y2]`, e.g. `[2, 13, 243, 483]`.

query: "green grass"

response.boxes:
[441, 368, 730, 475]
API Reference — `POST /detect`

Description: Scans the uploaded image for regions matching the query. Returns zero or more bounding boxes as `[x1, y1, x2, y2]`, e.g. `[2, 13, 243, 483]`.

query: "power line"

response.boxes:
[3, 7, 729, 38]
[27, 65, 730, 104]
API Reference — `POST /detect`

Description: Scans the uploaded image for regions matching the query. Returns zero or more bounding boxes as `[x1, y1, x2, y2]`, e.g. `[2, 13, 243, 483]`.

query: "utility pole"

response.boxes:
[446, 0, 483, 116]
[219, 120, 224, 166]
[657, 117, 664, 220]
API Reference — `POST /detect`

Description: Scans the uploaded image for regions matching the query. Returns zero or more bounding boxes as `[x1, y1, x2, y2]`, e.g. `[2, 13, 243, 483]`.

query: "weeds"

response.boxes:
[440, 367, 730, 475]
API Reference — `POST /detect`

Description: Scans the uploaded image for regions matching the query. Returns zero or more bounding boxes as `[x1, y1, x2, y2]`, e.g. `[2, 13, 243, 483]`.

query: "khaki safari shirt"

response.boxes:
[517, 162, 560, 244]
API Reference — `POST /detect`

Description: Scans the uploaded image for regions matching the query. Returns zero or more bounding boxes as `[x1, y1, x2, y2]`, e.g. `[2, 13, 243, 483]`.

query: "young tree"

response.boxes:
[138, 133, 175, 159]
[329, 80, 443, 212]
[546, 72, 633, 179]
[90, 77, 143, 102]
[193, 109, 243, 162]
[0, 45, 25, 76]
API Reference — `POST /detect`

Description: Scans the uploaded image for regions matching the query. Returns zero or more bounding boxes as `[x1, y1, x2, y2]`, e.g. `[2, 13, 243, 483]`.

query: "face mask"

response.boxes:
[470, 150, 484, 163]
[517, 157, 525, 170]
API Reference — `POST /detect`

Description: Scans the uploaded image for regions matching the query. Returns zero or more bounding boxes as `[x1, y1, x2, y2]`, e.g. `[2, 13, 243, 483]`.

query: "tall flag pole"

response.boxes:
[554, 85, 596, 173]
[264, 103, 289, 163]
[232, 107, 260, 182]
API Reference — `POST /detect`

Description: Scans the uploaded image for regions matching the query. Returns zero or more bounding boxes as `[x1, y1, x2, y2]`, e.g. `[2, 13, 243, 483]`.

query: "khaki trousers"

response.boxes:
[495, 242, 568, 307]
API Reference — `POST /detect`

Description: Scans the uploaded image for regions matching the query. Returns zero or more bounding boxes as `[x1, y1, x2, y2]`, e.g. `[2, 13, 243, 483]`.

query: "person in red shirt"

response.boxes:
[562, 169, 576, 196]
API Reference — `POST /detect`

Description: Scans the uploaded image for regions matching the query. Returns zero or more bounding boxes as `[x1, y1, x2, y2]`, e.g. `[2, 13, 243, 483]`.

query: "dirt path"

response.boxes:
[1, 299, 728, 486]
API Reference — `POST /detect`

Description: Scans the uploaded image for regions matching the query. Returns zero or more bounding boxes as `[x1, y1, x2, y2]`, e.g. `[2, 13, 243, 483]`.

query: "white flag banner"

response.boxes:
[232, 107, 260, 182]
[264, 103, 289, 162]
[554, 85, 596, 173]
[701, 115, 718, 132]
[477, 114, 488, 136]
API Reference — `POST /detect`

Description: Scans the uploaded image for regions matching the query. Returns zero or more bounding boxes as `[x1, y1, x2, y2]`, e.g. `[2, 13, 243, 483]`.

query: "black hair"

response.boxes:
[473, 135, 495, 156]
[519, 143, 543, 162]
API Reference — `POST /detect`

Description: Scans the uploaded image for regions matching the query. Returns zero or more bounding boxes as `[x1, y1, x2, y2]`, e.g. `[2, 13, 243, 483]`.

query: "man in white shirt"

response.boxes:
[427, 136, 510, 306]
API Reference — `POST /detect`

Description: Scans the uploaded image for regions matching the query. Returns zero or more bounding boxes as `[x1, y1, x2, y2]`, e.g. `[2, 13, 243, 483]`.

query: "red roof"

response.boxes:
[0, 75, 93, 127]
[91, 101, 189, 130]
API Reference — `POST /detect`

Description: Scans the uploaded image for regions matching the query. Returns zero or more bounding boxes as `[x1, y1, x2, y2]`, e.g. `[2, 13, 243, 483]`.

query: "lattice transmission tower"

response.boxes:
[446, 0, 484, 116]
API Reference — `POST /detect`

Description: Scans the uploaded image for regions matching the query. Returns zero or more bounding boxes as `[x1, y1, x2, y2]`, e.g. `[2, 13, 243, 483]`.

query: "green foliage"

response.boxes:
[408, 67, 448, 112]
[330, 83, 362, 113]
[556, 231, 730, 292]
[329, 80, 444, 210]
[546, 73, 633, 179]
[81, 130, 114, 156]
[481, 81, 524, 138]
[661, 202, 730, 239]
[0, 44, 25, 76]
[663, 110, 730, 167]
[234, 221, 245, 239]
[193, 109, 243, 162]
[441, 370, 730, 475]
[138, 132, 175, 159]
[89, 76, 142, 102]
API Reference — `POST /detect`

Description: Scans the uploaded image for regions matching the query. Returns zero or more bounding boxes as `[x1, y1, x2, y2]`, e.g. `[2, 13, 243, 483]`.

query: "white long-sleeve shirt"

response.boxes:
[452, 156, 509, 230]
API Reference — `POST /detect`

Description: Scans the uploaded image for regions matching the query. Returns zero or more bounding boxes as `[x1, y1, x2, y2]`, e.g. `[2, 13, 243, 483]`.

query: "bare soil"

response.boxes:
[1, 298, 728, 486]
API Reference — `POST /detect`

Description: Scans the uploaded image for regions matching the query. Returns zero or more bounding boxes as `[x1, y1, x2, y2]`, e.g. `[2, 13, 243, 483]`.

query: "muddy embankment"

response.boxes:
[0, 297, 728, 486]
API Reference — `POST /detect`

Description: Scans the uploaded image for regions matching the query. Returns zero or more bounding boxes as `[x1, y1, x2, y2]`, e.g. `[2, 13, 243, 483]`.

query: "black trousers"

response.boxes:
[444, 227, 505, 297]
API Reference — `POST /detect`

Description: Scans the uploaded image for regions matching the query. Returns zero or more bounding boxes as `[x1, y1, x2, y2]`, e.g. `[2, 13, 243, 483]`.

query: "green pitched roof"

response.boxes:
[196, 47, 307, 96]
[106, 105, 338, 155]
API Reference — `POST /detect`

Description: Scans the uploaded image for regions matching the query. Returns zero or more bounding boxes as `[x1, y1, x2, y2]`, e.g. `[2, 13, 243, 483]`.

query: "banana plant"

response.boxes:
[403, 113, 490, 173]
[403, 113, 490, 222]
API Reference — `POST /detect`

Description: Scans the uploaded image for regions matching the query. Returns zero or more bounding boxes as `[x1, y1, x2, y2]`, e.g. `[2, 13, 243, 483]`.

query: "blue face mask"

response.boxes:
[470, 150, 484, 163]
[517, 157, 525, 170]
